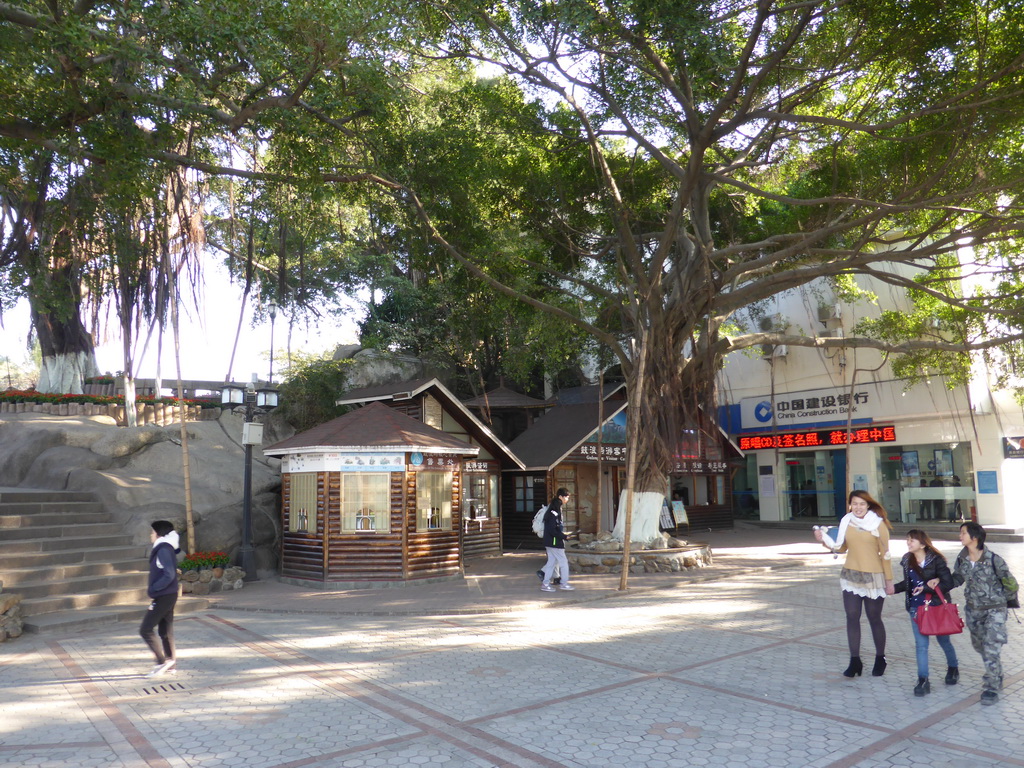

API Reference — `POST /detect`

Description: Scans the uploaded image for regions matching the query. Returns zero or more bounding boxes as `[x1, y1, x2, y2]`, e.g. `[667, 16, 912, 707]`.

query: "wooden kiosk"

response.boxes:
[264, 402, 481, 588]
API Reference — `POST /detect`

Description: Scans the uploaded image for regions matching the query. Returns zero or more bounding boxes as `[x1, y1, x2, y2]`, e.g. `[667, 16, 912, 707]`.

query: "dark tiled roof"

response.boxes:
[264, 401, 477, 455]
[331, 377, 524, 468]
[507, 401, 628, 470]
[334, 378, 436, 405]
[462, 385, 551, 409]
[553, 382, 627, 405]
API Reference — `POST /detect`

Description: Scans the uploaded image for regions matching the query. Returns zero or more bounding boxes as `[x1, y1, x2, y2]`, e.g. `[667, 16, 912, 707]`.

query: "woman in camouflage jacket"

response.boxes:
[950, 522, 1019, 705]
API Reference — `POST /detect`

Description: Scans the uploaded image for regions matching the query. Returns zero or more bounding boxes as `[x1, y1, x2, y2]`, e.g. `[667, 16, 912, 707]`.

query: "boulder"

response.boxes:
[0, 412, 291, 578]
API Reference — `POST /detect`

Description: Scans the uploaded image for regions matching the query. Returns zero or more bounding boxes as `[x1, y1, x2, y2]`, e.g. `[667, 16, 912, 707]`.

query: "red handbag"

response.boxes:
[914, 586, 964, 636]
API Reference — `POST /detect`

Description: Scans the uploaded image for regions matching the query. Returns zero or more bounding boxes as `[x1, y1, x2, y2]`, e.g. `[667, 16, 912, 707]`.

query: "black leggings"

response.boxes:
[843, 591, 886, 657]
[140, 593, 177, 664]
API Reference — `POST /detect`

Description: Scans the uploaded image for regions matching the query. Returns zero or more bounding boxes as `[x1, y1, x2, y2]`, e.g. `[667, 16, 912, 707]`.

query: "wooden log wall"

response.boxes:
[462, 518, 501, 559]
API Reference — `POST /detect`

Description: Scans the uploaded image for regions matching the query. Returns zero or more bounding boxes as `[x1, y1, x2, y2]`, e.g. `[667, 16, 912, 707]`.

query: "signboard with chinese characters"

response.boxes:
[463, 459, 497, 473]
[671, 459, 729, 474]
[408, 453, 460, 471]
[281, 452, 404, 473]
[1003, 437, 1024, 459]
[570, 443, 628, 463]
[740, 385, 877, 429]
[738, 426, 897, 451]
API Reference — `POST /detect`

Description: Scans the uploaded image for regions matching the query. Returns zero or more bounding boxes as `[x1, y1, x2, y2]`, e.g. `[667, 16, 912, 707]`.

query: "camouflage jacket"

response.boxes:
[951, 547, 1019, 610]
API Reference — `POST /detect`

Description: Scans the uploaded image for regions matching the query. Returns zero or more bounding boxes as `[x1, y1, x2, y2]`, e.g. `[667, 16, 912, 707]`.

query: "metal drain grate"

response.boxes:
[142, 682, 188, 695]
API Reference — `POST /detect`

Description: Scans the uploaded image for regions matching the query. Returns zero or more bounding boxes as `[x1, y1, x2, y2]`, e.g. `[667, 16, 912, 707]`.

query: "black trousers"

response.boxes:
[139, 592, 177, 664]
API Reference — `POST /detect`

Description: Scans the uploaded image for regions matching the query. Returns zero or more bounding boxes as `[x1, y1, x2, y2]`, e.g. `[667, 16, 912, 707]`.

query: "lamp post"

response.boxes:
[268, 301, 277, 384]
[222, 381, 260, 581]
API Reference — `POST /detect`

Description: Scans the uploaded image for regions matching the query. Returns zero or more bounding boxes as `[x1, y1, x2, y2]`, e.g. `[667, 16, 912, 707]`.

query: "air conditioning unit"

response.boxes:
[818, 328, 843, 338]
[818, 303, 842, 323]
[762, 343, 789, 359]
[759, 313, 786, 332]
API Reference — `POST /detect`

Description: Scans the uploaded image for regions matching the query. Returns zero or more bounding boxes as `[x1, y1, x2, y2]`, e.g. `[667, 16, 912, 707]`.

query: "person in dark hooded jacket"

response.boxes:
[140, 520, 180, 678]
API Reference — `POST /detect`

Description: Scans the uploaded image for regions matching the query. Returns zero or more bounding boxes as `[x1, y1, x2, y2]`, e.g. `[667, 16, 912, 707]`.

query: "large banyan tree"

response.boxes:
[4, 0, 1024, 542]
[395, 0, 1024, 539]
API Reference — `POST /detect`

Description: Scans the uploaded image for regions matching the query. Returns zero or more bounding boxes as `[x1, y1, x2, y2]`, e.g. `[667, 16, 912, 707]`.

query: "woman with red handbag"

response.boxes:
[893, 529, 959, 697]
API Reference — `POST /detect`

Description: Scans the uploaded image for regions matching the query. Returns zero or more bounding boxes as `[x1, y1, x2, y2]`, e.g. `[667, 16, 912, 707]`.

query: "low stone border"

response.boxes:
[566, 543, 713, 575]
[180, 566, 247, 595]
[0, 401, 217, 425]
[0, 581, 24, 642]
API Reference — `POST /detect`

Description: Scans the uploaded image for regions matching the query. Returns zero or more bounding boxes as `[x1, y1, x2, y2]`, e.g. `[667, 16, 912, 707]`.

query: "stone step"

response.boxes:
[0, 545, 145, 570]
[1, 559, 144, 587]
[0, 510, 112, 528]
[0, 521, 124, 541]
[0, 533, 136, 555]
[20, 585, 152, 617]
[0, 500, 106, 516]
[22, 597, 210, 635]
[0, 490, 97, 504]
[11, 571, 147, 600]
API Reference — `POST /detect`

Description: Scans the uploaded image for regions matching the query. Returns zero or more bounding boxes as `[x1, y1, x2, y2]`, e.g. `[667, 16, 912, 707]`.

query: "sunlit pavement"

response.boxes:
[2, 530, 1021, 768]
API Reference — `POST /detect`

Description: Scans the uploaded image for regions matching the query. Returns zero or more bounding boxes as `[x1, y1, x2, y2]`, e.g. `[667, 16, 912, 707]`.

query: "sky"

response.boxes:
[0, 260, 362, 390]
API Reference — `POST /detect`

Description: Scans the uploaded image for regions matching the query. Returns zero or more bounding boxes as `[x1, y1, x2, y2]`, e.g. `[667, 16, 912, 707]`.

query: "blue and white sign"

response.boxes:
[282, 452, 405, 473]
[977, 471, 999, 494]
[740, 383, 878, 430]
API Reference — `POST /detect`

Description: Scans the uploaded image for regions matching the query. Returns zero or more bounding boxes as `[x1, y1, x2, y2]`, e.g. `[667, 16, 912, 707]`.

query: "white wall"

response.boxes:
[719, 275, 1024, 530]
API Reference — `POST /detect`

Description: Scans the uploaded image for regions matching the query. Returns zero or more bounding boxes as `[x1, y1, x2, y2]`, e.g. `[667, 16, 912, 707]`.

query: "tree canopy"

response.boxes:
[3, 1, 1024, 503]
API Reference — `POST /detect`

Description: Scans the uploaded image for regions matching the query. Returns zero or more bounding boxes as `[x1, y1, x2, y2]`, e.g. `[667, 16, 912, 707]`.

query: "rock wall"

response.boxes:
[0, 411, 294, 578]
[0, 581, 23, 642]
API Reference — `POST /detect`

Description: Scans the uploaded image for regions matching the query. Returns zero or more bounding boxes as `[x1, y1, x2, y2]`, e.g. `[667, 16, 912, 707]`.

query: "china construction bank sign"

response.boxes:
[739, 384, 879, 430]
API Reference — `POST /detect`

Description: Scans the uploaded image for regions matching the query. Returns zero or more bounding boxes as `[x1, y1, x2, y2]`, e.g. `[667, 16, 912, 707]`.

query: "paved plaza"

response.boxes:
[2, 527, 1022, 768]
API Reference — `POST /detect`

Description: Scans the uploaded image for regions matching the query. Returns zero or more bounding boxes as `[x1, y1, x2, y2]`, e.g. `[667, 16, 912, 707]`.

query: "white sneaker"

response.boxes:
[540, 584, 556, 592]
[145, 659, 176, 678]
[559, 584, 575, 591]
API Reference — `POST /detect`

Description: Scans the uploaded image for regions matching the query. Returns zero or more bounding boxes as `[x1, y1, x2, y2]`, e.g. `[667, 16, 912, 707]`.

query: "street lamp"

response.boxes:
[222, 380, 260, 581]
[256, 386, 279, 409]
[268, 301, 277, 385]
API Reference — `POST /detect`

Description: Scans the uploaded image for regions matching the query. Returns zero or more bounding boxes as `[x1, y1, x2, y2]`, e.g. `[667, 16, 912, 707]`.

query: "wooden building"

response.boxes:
[263, 401, 484, 587]
[501, 385, 739, 549]
[334, 378, 524, 560]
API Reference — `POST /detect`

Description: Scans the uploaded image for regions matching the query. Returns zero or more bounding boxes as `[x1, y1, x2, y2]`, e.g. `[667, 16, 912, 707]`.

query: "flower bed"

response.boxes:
[178, 551, 245, 595]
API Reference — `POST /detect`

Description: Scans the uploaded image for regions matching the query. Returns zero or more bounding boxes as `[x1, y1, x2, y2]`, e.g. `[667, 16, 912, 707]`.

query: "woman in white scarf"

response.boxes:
[814, 491, 895, 678]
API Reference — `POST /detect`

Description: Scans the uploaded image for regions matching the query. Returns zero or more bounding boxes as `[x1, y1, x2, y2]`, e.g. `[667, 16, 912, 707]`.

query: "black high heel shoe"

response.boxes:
[843, 656, 863, 677]
[945, 666, 959, 685]
[872, 655, 887, 676]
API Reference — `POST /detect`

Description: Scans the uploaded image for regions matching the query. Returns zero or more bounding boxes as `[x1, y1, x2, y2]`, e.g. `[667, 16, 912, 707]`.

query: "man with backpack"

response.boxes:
[539, 488, 575, 593]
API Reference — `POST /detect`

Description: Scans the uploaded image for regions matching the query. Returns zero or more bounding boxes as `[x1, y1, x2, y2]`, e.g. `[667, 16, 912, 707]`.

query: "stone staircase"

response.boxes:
[0, 489, 207, 634]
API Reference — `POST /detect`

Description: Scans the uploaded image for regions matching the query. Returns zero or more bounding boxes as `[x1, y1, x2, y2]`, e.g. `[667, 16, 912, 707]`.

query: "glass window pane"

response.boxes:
[417, 472, 452, 531]
[289, 473, 317, 533]
[340, 473, 391, 533]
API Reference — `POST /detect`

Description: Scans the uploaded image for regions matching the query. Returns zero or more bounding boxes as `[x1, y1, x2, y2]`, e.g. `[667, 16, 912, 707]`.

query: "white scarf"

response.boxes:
[152, 530, 180, 554]
[824, 510, 882, 550]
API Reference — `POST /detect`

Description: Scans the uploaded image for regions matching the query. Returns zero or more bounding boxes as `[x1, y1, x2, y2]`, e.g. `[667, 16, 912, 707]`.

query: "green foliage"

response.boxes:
[276, 353, 353, 432]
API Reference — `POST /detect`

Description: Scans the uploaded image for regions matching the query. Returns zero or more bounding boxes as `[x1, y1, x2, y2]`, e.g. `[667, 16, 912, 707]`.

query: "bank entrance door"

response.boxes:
[783, 450, 845, 520]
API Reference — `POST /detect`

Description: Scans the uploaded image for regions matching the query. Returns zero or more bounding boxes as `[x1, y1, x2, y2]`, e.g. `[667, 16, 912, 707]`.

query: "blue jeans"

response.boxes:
[909, 608, 958, 678]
